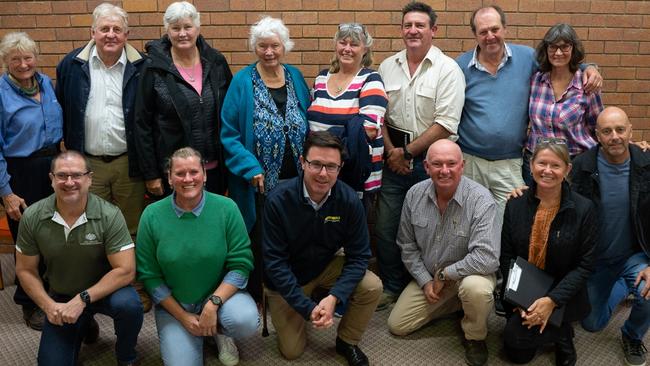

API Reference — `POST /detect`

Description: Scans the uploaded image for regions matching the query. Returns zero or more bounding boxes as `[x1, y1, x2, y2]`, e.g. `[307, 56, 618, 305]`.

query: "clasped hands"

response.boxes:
[311, 294, 337, 329]
[518, 296, 557, 333]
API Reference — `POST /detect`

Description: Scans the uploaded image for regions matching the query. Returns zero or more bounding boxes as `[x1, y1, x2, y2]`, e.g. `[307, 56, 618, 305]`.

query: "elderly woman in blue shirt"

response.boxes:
[0, 32, 63, 329]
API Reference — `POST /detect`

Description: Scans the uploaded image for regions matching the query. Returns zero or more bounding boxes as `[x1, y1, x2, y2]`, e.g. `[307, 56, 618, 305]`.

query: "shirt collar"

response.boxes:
[90, 45, 126, 69]
[540, 68, 584, 91]
[468, 43, 512, 71]
[171, 190, 206, 217]
[302, 181, 331, 211]
[428, 176, 467, 208]
[395, 45, 441, 67]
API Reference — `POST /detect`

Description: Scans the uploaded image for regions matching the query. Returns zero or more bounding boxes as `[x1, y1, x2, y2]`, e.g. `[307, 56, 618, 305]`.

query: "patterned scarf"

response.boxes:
[252, 65, 306, 192]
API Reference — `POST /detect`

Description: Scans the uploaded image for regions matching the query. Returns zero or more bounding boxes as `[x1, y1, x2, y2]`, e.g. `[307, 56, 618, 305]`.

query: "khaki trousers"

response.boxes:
[266, 256, 382, 360]
[387, 274, 496, 340]
[88, 154, 145, 236]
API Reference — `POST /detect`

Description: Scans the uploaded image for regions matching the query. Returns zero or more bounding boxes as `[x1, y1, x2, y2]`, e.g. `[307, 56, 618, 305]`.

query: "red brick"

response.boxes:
[508, 13, 538, 27]
[125, 27, 161, 40]
[625, 105, 648, 118]
[554, 1, 590, 13]
[446, 25, 470, 39]
[0, 3, 18, 15]
[194, 0, 229, 11]
[602, 67, 637, 80]
[621, 55, 650, 67]
[497, 0, 519, 12]
[515, 26, 547, 40]
[37, 15, 71, 28]
[286, 24, 303, 38]
[2, 15, 36, 28]
[602, 80, 617, 93]
[138, 13, 162, 26]
[158, 0, 176, 10]
[435, 38, 464, 53]
[371, 38, 391, 52]
[266, 0, 302, 11]
[588, 54, 620, 67]
[283, 52, 301, 65]
[588, 28, 621, 41]
[617, 80, 650, 92]
[582, 40, 604, 54]
[623, 29, 650, 42]
[28, 28, 58, 41]
[354, 11, 392, 25]
[20, 2, 52, 14]
[70, 14, 93, 27]
[590, 1, 626, 14]
[602, 92, 631, 105]
[210, 12, 246, 25]
[212, 38, 247, 52]
[373, 25, 399, 38]
[437, 11, 465, 26]
[247, 12, 282, 25]
[302, 0, 338, 11]
[292, 38, 319, 51]
[282, 12, 318, 25]
[230, 52, 256, 65]
[519, 0, 554, 12]
[603, 15, 643, 28]
[372, 0, 404, 11]
[123, 0, 157, 13]
[637, 68, 650, 80]
[303, 24, 338, 37]
[39, 41, 74, 54]
[640, 42, 650, 55]
[446, 0, 481, 11]
[604, 41, 639, 55]
[535, 13, 572, 26]
[632, 93, 650, 105]
[318, 11, 354, 24]
[200, 25, 232, 39]
[231, 0, 264, 11]
[632, 118, 649, 131]
[52, 1, 87, 14]
[301, 51, 330, 64]
[300, 64, 320, 79]
[339, 0, 372, 11]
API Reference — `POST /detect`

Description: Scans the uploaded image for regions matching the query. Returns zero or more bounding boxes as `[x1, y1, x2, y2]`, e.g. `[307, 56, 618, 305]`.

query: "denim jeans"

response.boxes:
[37, 286, 143, 366]
[154, 290, 259, 366]
[581, 252, 650, 340]
[375, 159, 428, 295]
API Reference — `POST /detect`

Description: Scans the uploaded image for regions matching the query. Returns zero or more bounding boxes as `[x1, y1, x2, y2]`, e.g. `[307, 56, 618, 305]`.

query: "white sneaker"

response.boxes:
[215, 334, 239, 366]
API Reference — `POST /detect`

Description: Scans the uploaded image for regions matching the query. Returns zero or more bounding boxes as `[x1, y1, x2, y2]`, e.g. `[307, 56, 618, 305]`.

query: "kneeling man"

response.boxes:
[16, 151, 143, 366]
[263, 132, 382, 366]
[387, 140, 500, 366]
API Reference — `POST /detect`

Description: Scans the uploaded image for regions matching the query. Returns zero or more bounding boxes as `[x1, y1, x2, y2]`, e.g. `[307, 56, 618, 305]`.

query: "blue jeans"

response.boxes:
[581, 252, 650, 341]
[37, 286, 143, 365]
[155, 290, 259, 366]
[375, 159, 428, 295]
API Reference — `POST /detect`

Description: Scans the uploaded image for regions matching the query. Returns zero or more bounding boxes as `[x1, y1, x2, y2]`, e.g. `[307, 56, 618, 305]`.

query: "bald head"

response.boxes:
[595, 106, 632, 164]
[424, 140, 464, 197]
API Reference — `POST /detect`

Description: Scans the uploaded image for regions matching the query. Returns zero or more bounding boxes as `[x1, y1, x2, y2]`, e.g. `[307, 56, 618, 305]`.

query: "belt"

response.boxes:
[87, 152, 127, 163]
[29, 143, 60, 159]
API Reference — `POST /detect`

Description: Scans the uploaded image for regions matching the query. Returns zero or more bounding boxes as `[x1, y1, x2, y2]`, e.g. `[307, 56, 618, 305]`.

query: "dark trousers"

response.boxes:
[38, 286, 143, 365]
[5, 154, 54, 307]
[503, 312, 574, 364]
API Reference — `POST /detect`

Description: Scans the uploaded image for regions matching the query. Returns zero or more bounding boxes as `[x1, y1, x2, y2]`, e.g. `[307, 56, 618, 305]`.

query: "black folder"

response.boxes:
[386, 124, 413, 149]
[504, 256, 565, 327]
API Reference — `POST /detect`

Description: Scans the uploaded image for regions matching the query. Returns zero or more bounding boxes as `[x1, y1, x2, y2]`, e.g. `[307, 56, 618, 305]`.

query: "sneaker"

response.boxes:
[622, 333, 647, 366]
[22, 307, 44, 331]
[216, 334, 239, 366]
[463, 339, 488, 366]
[375, 292, 397, 311]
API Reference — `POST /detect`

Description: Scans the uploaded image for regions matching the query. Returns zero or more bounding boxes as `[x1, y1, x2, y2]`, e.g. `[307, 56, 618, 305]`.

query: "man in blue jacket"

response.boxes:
[572, 107, 650, 366]
[55, 3, 145, 237]
[263, 131, 382, 366]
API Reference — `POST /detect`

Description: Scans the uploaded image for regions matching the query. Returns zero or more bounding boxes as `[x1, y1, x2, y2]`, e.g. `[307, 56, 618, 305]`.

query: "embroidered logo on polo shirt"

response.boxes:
[80, 233, 102, 246]
[324, 216, 341, 223]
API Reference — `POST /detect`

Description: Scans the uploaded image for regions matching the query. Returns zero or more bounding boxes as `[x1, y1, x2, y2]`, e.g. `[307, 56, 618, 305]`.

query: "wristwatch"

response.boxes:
[208, 294, 223, 307]
[80, 290, 91, 306]
[403, 147, 413, 160]
[437, 269, 447, 282]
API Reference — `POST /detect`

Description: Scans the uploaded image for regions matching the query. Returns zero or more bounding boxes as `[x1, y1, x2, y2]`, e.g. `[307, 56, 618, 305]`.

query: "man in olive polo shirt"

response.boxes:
[15, 150, 143, 366]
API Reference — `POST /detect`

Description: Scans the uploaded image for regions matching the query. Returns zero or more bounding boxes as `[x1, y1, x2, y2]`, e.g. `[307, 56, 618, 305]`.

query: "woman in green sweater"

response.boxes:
[136, 147, 258, 366]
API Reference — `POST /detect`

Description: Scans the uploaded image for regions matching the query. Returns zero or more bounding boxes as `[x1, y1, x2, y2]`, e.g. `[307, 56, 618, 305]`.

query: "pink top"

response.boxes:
[175, 61, 203, 95]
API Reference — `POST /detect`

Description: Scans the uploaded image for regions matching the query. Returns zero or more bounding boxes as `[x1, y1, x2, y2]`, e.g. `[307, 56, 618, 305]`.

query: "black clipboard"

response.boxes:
[386, 124, 413, 149]
[504, 256, 565, 327]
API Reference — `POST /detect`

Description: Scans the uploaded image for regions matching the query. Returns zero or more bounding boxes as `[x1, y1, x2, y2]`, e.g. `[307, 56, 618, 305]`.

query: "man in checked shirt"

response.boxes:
[387, 139, 500, 366]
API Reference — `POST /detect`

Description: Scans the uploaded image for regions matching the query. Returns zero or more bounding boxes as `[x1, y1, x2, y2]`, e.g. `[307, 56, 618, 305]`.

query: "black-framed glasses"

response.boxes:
[547, 43, 572, 53]
[339, 23, 364, 32]
[304, 158, 341, 173]
[52, 171, 91, 181]
[536, 137, 567, 145]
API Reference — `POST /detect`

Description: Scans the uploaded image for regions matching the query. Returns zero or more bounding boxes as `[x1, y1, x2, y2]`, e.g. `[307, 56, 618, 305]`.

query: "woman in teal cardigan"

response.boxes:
[220, 16, 310, 232]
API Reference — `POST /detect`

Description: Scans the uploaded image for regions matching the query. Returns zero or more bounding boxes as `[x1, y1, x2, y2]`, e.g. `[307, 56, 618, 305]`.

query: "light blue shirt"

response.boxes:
[0, 72, 63, 196]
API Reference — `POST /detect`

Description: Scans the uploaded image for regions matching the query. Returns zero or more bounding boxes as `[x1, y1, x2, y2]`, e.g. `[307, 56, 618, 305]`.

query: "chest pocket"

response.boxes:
[415, 85, 436, 119]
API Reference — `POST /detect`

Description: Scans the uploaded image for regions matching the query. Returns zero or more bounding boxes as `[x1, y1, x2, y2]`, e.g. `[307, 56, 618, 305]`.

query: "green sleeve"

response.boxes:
[135, 207, 165, 295]
[104, 205, 134, 255]
[15, 208, 39, 256]
[224, 199, 254, 278]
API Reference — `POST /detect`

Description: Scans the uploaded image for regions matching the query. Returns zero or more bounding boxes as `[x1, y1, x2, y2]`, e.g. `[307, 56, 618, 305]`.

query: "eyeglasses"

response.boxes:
[304, 159, 341, 173]
[547, 43, 572, 53]
[52, 171, 91, 181]
[536, 137, 567, 145]
[339, 23, 364, 33]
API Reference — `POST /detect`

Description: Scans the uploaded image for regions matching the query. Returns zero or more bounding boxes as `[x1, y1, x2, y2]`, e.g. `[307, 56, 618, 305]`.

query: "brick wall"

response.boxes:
[1, 0, 649, 138]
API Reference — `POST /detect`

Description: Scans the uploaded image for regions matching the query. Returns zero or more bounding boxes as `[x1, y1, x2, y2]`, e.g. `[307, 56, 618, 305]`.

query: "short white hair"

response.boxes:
[164, 1, 200, 31]
[0, 32, 38, 70]
[92, 3, 128, 31]
[249, 16, 293, 53]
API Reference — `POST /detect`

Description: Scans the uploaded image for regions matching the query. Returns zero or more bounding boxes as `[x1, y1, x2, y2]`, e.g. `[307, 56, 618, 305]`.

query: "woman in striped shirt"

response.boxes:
[307, 23, 387, 211]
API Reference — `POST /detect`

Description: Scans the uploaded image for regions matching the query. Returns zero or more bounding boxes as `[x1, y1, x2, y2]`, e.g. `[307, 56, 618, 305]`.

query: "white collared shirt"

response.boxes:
[467, 43, 513, 73]
[84, 46, 127, 156]
[378, 45, 465, 140]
